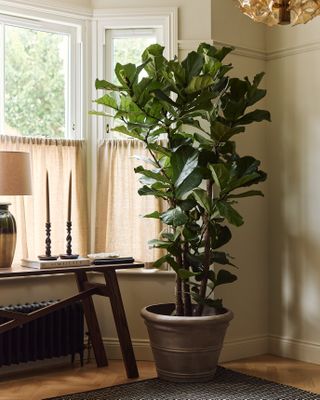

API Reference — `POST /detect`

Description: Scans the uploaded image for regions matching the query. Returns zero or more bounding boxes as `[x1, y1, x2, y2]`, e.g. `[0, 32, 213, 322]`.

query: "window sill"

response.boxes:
[0, 267, 175, 281]
[116, 267, 175, 276]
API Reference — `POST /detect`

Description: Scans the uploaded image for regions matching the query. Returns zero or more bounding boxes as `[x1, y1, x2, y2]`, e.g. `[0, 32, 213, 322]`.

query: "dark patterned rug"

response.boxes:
[45, 366, 320, 400]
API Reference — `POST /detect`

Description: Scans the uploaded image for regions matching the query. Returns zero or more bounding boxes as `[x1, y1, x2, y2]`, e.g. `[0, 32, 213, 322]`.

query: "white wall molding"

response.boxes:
[267, 41, 320, 60]
[0, 0, 92, 19]
[178, 40, 266, 60]
[92, 7, 178, 58]
[103, 335, 269, 363]
[214, 40, 267, 61]
[179, 39, 320, 62]
[269, 335, 320, 365]
[220, 335, 269, 362]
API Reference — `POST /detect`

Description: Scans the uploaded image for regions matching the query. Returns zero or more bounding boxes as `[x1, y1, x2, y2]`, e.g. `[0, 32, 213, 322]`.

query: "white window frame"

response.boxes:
[88, 8, 178, 251]
[92, 8, 178, 142]
[0, 7, 83, 139]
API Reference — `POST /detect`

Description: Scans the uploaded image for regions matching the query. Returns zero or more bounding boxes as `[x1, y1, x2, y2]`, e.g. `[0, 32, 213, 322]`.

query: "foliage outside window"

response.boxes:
[1, 21, 71, 138]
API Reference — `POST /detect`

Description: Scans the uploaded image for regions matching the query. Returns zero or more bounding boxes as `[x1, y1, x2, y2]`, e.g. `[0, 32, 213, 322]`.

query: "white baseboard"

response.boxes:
[269, 335, 320, 365]
[220, 335, 269, 362]
[103, 335, 269, 363]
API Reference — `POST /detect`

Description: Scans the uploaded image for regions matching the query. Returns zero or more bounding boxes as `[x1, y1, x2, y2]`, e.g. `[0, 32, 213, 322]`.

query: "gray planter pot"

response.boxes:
[141, 303, 233, 383]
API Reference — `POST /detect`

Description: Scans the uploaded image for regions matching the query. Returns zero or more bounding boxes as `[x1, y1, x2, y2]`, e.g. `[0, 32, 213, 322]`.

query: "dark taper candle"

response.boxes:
[67, 171, 72, 222]
[46, 170, 50, 223]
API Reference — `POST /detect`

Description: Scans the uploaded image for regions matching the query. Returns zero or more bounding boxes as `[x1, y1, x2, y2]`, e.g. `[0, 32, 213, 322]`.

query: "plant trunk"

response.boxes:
[183, 243, 192, 316]
[175, 276, 184, 316]
[175, 251, 184, 316]
[195, 180, 213, 316]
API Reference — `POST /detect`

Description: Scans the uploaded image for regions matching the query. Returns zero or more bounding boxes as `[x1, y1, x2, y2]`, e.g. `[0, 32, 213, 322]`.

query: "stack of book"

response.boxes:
[21, 254, 135, 269]
[21, 258, 91, 269]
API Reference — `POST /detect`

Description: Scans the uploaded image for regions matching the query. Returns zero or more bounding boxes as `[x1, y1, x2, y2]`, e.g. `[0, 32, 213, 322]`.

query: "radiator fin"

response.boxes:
[0, 301, 84, 367]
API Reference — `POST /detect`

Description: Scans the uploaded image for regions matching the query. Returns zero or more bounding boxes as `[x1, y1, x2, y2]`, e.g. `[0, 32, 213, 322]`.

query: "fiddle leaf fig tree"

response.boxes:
[92, 43, 270, 317]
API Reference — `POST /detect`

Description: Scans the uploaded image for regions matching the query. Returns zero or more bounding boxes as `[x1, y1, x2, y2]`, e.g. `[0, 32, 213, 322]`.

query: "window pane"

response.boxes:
[4, 25, 68, 138]
[112, 34, 156, 82]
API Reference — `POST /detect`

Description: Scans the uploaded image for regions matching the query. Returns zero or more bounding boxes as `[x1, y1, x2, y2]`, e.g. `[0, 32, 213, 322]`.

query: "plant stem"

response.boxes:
[175, 251, 184, 316]
[183, 242, 192, 316]
[195, 180, 213, 316]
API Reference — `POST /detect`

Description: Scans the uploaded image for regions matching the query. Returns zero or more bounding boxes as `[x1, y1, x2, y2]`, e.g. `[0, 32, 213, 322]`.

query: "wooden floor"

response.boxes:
[0, 355, 320, 399]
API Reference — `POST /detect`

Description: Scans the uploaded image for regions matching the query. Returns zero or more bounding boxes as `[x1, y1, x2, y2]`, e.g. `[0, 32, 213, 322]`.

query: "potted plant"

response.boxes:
[92, 43, 270, 382]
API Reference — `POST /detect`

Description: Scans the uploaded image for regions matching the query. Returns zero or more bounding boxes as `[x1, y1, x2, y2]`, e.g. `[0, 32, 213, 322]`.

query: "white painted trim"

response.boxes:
[179, 39, 320, 61]
[269, 335, 320, 365]
[102, 335, 269, 362]
[266, 41, 320, 60]
[0, 0, 91, 19]
[93, 8, 178, 59]
[178, 39, 266, 60]
[220, 335, 269, 362]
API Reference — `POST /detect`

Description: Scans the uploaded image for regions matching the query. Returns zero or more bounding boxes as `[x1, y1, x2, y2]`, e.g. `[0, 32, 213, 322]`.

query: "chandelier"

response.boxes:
[238, 0, 320, 26]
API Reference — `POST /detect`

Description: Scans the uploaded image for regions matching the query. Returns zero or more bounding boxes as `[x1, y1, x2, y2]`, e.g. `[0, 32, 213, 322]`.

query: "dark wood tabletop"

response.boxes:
[0, 262, 144, 278]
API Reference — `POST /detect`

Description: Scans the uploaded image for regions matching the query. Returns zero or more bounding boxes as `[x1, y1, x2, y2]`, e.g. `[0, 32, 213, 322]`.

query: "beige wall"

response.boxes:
[212, 0, 265, 51]
[211, 10, 269, 349]
[266, 19, 320, 363]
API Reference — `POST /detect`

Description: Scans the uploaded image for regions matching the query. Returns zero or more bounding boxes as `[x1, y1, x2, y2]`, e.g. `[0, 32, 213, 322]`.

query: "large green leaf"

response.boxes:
[185, 75, 214, 94]
[209, 223, 232, 249]
[161, 207, 188, 227]
[211, 251, 236, 267]
[215, 269, 237, 286]
[138, 185, 172, 199]
[135, 166, 170, 184]
[193, 188, 212, 213]
[114, 63, 136, 87]
[228, 190, 264, 199]
[181, 51, 204, 82]
[113, 125, 143, 140]
[175, 169, 203, 198]
[236, 109, 271, 126]
[215, 201, 244, 226]
[94, 93, 119, 110]
[171, 147, 199, 187]
[95, 79, 122, 91]
[144, 211, 161, 219]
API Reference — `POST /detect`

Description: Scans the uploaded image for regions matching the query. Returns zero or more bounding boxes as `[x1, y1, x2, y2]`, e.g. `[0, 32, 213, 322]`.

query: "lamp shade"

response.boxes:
[0, 151, 32, 196]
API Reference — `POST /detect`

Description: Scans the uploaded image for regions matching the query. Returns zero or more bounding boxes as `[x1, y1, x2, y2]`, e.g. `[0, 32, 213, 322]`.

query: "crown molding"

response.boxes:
[0, 0, 92, 19]
[266, 41, 320, 60]
[178, 39, 267, 61]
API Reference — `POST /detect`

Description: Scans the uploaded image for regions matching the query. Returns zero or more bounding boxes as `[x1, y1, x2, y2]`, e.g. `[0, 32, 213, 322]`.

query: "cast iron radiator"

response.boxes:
[0, 300, 84, 367]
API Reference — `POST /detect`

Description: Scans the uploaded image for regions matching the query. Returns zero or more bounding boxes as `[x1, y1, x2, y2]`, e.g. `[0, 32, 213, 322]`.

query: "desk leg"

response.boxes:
[105, 270, 139, 378]
[75, 271, 108, 368]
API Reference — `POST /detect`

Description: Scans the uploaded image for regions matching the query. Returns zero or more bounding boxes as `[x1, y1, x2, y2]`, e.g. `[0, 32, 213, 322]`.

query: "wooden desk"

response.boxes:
[0, 262, 143, 378]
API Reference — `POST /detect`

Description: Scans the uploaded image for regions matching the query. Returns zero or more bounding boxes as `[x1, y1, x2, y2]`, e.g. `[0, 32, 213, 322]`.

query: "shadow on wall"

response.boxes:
[268, 51, 320, 353]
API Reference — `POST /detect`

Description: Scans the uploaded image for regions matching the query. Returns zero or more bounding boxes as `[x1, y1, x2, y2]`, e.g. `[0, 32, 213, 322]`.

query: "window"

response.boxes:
[0, 14, 81, 138]
[94, 12, 177, 264]
[106, 28, 160, 83]
[0, 5, 177, 263]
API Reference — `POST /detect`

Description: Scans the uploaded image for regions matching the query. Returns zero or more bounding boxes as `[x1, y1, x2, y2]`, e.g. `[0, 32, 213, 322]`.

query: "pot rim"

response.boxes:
[141, 303, 234, 325]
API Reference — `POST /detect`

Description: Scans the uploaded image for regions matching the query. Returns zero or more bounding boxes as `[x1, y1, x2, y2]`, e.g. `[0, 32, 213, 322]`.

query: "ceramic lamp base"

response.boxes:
[0, 203, 17, 269]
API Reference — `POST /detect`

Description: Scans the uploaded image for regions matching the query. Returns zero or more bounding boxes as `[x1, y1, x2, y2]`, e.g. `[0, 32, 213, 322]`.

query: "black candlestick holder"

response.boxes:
[60, 221, 79, 259]
[38, 222, 58, 260]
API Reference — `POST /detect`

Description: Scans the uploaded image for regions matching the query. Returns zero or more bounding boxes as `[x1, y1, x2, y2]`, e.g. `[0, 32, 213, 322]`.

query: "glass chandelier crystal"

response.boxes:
[238, 0, 320, 26]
